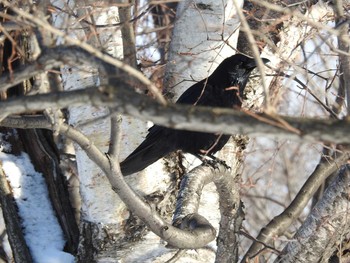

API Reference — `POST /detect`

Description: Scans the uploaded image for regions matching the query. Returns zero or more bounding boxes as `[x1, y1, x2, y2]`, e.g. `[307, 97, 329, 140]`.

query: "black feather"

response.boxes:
[120, 54, 269, 176]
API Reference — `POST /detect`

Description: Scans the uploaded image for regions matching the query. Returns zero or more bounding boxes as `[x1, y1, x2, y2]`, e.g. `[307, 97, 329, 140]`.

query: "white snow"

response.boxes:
[121, 231, 216, 262]
[0, 150, 74, 263]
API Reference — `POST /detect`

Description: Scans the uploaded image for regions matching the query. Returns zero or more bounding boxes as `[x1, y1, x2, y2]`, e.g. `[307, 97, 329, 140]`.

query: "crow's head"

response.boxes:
[211, 54, 269, 98]
[227, 54, 269, 84]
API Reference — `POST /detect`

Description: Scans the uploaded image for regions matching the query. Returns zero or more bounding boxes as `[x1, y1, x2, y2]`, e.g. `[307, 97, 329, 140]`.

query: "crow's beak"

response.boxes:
[262, 58, 270, 64]
[246, 57, 270, 70]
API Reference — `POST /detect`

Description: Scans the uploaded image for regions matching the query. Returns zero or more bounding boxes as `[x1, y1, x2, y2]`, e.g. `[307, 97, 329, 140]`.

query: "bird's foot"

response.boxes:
[203, 159, 218, 169]
[217, 159, 231, 170]
[194, 154, 231, 171]
[202, 159, 231, 171]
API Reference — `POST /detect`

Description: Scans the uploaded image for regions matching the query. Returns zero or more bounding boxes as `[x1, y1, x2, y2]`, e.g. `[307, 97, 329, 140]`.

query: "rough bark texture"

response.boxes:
[150, 2, 178, 64]
[215, 135, 248, 263]
[0, 165, 32, 263]
[18, 129, 79, 253]
[0, 15, 77, 260]
[4, 77, 350, 143]
[77, 221, 121, 262]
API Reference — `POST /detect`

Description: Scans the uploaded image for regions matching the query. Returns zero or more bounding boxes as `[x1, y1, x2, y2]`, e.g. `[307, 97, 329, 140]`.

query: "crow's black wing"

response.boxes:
[176, 79, 231, 108]
[175, 80, 208, 105]
[120, 126, 176, 176]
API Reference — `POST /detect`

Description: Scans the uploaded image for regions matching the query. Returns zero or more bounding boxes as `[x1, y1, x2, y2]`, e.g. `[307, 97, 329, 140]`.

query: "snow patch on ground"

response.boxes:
[121, 231, 216, 262]
[0, 152, 74, 263]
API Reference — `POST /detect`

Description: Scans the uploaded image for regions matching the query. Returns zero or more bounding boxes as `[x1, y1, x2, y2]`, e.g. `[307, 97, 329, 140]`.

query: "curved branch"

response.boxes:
[173, 165, 216, 222]
[0, 115, 216, 249]
[242, 151, 349, 262]
[67, 115, 214, 248]
[104, 143, 217, 249]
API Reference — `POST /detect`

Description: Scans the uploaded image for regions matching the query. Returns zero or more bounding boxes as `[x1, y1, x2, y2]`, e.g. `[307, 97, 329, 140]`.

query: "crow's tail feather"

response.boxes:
[120, 140, 172, 176]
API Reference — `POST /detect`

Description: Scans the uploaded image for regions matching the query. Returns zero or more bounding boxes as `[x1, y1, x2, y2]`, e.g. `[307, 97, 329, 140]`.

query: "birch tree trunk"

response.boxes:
[52, 2, 131, 261]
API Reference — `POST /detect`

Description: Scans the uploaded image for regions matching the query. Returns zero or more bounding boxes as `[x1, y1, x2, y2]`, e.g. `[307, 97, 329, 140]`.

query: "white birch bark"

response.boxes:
[165, 0, 242, 99]
[52, 1, 128, 224]
[51, 1, 178, 260]
[51, 2, 135, 261]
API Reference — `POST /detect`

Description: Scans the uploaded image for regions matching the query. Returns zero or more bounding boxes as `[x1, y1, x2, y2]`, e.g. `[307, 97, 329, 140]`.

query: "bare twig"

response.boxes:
[1, 0, 166, 105]
[233, 0, 269, 111]
[275, 72, 339, 119]
[250, 0, 350, 44]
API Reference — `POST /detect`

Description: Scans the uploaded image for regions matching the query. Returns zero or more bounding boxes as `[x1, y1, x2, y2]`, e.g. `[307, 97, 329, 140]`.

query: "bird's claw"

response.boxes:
[203, 159, 218, 169]
[218, 159, 231, 170]
[203, 159, 231, 171]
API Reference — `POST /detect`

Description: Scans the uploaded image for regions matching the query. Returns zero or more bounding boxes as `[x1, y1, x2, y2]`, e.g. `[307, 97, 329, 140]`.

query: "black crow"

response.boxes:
[120, 54, 269, 175]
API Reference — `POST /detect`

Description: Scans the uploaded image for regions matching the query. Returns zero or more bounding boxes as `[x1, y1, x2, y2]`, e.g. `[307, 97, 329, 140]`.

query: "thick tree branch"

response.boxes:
[275, 164, 350, 262]
[119, 2, 137, 68]
[108, 113, 122, 160]
[0, 52, 62, 93]
[214, 166, 243, 263]
[1, 45, 349, 144]
[334, 0, 350, 114]
[2, 88, 350, 144]
[173, 165, 216, 222]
